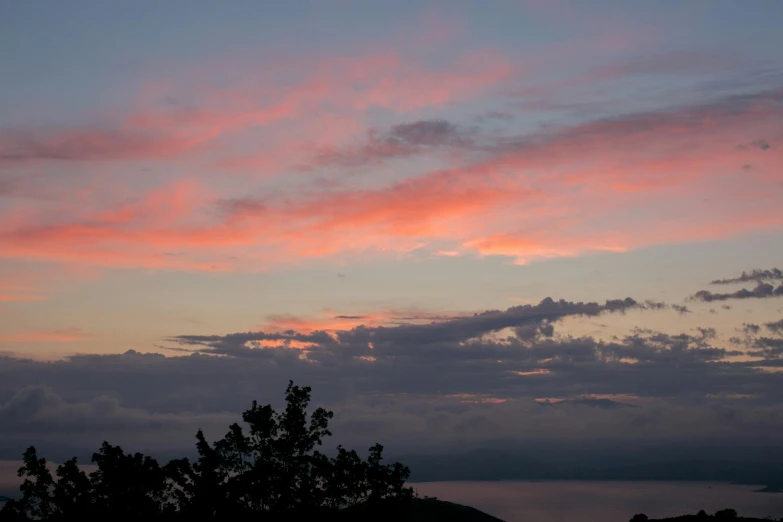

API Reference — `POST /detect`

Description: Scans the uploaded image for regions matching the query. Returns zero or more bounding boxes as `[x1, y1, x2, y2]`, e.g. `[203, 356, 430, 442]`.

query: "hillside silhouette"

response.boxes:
[340, 497, 504, 521]
[639, 508, 783, 521]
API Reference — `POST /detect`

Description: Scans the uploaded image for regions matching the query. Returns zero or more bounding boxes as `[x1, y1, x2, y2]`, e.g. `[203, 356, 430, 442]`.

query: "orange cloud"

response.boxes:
[445, 393, 509, 404]
[512, 369, 551, 376]
[247, 339, 316, 350]
[258, 309, 471, 334]
[466, 234, 628, 265]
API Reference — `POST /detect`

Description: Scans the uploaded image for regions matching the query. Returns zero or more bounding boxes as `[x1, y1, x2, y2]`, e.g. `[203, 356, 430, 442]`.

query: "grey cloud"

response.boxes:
[743, 323, 761, 335]
[748, 337, 783, 358]
[543, 397, 638, 410]
[1, 308, 765, 416]
[1, 349, 782, 461]
[386, 120, 469, 147]
[515, 321, 555, 341]
[464, 86, 783, 186]
[725, 317, 783, 359]
[222, 197, 266, 216]
[168, 297, 644, 358]
[512, 51, 745, 110]
[0, 385, 232, 437]
[511, 87, 782, 149]
[710, 267, 783, 284]
[474, 111, 514, 122]
[765, 318, 783, 335]
[736, 139, 773, 151]
[745, 318, 783, 358]
[170, 329, 336, 356]
[313, 119, 479, 167]
[691, 281, 783, 302]
[591, 51, 738, 78]
[0, 128, 185, 163]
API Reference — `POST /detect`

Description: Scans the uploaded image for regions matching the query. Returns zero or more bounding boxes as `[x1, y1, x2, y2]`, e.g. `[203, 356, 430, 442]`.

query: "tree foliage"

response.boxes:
[0, 381, 413, 520]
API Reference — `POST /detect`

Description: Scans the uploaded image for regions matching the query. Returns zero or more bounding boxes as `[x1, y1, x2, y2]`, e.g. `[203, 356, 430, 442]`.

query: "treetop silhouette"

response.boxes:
[0, 381, 413, 520]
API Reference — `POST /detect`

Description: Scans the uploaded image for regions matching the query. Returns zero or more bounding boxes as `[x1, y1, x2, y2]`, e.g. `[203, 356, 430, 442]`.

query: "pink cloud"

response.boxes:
[0, 280, 46, 303]
[0, 178, 254, 271]
[0, 293, 45, 303]
[0, 73, 781, 277]
[0, 51, 510, 167]
[465, 234, 628, 265]
[222, 90, 782, 264]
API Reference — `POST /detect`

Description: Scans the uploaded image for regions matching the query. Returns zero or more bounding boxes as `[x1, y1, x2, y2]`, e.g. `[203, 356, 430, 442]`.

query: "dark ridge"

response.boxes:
[340, 497, 505, 521]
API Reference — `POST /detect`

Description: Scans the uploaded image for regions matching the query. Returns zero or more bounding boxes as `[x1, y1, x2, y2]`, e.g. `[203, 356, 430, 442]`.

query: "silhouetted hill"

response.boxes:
[647, 515, 770, 522]
[339, 498, 504, 521]
[754, 484, 783, 493]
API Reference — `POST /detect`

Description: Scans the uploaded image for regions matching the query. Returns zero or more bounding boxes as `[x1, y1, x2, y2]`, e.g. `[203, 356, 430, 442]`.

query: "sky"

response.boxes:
[1, 0, 783, 469]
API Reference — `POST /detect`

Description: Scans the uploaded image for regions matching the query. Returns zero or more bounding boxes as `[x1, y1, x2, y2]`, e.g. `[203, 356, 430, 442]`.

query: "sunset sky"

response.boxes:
[1, 1, 783, 463]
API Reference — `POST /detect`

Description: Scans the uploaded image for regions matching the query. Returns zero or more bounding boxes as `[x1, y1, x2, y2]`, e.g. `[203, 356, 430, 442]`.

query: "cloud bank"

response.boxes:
[1, 274, 782, 459]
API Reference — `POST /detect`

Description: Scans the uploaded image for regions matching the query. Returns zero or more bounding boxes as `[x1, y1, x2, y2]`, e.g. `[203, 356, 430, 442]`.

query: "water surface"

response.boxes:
[411, 481, 783, 522]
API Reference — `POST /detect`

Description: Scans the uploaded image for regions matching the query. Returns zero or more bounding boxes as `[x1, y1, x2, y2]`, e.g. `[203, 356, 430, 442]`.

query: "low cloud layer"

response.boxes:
[1, 275, 783, 460]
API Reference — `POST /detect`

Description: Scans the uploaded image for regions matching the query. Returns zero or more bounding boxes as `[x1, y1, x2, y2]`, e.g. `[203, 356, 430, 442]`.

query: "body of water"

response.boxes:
[411, 481, 783, 522]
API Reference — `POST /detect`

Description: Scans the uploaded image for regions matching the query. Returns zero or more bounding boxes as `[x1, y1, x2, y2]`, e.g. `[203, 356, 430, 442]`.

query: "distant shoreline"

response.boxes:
[411, 478, 783, 493]
[753, 485, 783, 493]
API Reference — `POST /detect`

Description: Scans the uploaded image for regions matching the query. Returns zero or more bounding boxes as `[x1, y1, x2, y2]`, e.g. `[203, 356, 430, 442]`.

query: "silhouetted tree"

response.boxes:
[630, 514, 648, 522]
[697, 510, 709, 518]
[50, 457, 92, 518]
[715, 508, 738, 519]
[88, 441, 175, 516]
[0, 381, 412, 520]
[0, 447, 56, 520]
[168, 430, 229, 517]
